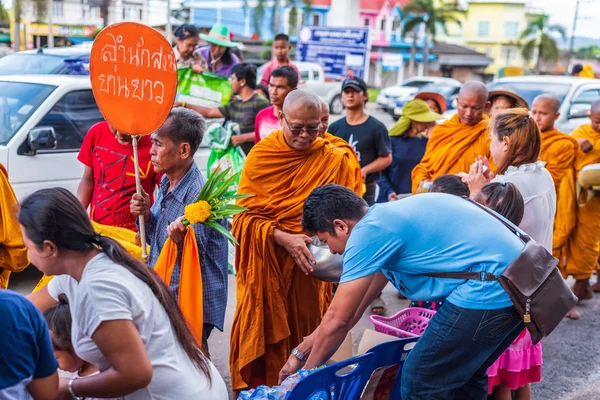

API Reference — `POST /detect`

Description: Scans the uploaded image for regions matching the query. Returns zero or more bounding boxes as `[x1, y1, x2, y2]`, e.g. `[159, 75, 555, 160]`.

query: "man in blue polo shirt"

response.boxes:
[279, 184, 526, 399]
[0, 290, 59, 399]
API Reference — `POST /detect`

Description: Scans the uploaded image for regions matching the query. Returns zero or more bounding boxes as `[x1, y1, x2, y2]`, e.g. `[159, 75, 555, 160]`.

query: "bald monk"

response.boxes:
[0, 163, 28, 288]
[411, 81, 492, 193]
[229, 90, 362, 390]
[534, 94, 580, 193]
[556, 99, 600, 319]
[318, 97, 363, 190]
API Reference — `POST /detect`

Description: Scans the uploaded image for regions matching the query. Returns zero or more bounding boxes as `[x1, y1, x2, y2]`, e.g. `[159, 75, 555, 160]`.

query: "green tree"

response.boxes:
[521, 14, 566, 74]
[12, 0, 48, 51]
[575, 45, 600, 60]
[401, 0, 463, 76]
[0, 1, 9, 24]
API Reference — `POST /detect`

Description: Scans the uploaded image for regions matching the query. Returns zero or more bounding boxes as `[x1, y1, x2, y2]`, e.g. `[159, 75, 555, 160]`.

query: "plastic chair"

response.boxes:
[366, 337, 419, 399]
[285, 352, 376, 400]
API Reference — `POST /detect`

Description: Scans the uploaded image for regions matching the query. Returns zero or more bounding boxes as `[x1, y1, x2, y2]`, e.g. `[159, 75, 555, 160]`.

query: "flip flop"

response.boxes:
[370, 297, 387, 316]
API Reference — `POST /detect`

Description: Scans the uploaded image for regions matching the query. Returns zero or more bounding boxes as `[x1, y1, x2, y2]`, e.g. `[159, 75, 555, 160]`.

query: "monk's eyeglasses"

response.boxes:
[282, 115, 323, 136]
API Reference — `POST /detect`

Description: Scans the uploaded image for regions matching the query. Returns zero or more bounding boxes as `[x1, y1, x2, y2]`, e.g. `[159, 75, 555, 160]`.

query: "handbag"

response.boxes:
[427, 199, 578, 345]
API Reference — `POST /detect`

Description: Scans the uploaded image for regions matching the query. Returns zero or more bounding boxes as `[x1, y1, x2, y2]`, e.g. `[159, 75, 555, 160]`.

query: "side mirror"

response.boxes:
[28, 126, 57, 154]
[568, 104, 590, 119]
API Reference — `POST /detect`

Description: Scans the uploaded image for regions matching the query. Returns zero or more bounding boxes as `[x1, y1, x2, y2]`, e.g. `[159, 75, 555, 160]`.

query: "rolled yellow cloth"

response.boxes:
[389, 99, 444, 137]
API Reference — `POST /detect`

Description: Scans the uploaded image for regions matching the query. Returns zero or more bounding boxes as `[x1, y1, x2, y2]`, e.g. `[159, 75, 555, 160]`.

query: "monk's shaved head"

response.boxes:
[319, 96, 330, 114]
[459, 81, 489, 101]
[456, 81, 490, 126]
[283, 90, 321, 115]
[280, 90, 322, 150]
[533, 94, 560, 113]
[591, 99, 600, 115]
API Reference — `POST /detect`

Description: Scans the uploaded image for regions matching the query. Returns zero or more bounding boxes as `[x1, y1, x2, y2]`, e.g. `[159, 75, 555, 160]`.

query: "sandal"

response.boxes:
[370, 297, 387, 315]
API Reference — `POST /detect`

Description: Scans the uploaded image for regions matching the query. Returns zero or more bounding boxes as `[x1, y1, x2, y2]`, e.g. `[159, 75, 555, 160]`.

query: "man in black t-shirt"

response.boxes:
[329, 76, 392, 206]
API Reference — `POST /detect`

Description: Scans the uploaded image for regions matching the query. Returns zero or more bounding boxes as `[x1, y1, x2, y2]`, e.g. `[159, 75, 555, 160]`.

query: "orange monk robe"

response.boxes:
[323, 132, 364, 190]
[229, 130, 362, 390]
[555, 124, 600, 280]
[411, 114, 493, 194]
[539, 129, 579, 257]
[540, 129, 580, 193]
[0, 163, 28, 289]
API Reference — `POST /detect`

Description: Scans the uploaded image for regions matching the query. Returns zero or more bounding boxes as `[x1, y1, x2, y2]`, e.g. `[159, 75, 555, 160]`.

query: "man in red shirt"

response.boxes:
[259, 34, 300, 86]
[254, 66, 298, 143]
[77, 122, 160, 231]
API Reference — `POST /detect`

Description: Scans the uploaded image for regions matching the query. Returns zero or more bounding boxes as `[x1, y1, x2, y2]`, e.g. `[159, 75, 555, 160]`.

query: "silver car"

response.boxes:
[487, 76, 600, 133]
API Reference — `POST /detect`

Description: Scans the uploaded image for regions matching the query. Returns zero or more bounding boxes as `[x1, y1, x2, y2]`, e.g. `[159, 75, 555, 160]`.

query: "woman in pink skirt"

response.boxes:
[466, 109, 554, 399]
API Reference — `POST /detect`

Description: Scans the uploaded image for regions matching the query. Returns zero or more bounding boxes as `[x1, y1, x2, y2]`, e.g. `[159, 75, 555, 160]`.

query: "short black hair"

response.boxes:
[256, 84, 270, 101]
[430, 174, 470, 198]
[232, 62, 258, 89]
[572, 64, 583, 75]
[159, 107, 206, 155]
[302, 184, 368, 234]
[174, 24, 199, 40]
[271, 65, 299, 88]
[274, 33, 290, 42]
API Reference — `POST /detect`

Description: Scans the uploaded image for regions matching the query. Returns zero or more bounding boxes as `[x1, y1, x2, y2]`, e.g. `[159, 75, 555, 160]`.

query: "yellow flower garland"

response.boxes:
[184, 200, 212, 224]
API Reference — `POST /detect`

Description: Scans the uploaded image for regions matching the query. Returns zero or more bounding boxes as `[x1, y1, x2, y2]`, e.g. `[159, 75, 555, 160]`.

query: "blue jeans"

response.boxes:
[401, 302, 524, 399]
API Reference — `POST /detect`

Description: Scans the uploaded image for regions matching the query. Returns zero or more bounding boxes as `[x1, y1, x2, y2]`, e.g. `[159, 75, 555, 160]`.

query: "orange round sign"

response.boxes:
[90, 22, 177, 136]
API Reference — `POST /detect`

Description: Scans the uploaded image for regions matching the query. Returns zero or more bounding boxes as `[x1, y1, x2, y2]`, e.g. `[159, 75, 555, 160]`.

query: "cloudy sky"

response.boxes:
[529, 0, 600, 39]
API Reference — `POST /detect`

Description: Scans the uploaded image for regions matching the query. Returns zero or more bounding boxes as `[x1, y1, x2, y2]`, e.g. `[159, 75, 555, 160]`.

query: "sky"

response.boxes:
[528, 0, 600, 39]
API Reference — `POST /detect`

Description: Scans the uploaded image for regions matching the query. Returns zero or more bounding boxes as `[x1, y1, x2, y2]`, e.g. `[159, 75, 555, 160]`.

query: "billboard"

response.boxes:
[296, 26, 371, 79]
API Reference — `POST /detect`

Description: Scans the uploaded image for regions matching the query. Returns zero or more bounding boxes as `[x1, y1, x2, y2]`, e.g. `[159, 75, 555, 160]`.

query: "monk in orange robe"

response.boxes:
[534, 94, 580, 193]
[0, 163, 29, 289]
[230, 91, 362, 391]
[411, 81, 492, 193]
[555, 99, 600, 319]
[318, 97, 363, 191]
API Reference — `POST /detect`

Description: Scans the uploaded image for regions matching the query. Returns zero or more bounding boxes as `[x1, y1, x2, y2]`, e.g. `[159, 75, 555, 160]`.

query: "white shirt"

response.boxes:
[47, 253, 228, 400]
[492, 161, 556, 251]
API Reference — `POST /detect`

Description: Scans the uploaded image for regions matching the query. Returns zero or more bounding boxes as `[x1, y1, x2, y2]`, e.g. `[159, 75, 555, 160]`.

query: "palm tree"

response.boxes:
[520, 14, 566, 74]
[401, 0, 463, 76]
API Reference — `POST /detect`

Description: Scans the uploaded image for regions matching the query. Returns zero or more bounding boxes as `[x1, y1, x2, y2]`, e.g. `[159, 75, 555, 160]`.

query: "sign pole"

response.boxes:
[132, 135, 148, 261]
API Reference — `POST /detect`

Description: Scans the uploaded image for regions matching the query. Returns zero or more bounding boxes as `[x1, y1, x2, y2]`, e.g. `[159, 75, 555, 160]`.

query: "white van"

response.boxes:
[0, 75, 209, 200]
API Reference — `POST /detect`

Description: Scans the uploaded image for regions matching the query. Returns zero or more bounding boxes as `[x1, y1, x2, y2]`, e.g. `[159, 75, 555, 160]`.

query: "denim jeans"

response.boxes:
[400, 301, 524, 399]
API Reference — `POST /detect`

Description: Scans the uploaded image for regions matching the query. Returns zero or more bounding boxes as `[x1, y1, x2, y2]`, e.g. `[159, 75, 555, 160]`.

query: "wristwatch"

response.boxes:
[68, 378, 83, 400]
[291, 348, 308, 362]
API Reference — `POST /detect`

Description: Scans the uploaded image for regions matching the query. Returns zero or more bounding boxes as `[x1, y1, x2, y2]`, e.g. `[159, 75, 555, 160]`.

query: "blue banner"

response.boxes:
[296, 26, 371, 79]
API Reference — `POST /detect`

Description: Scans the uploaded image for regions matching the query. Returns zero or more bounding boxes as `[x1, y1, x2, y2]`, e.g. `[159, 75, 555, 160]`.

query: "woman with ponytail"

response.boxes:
[25, 188, 227, 400]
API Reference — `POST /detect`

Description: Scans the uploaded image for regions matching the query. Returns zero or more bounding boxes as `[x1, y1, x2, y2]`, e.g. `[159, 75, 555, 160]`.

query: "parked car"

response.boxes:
[0, 75, 209, 200]
[376, 76, 461, 115]
[487, 76, 600, 133]
[258, 61, 344, 114]
[391, 81, 461, 120]
[0, 47, 90, 76]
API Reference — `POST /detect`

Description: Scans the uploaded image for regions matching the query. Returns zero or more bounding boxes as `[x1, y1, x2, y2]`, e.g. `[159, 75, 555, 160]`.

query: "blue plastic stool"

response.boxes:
[285, 353, 376, 400]
[366, 337, 419, 399]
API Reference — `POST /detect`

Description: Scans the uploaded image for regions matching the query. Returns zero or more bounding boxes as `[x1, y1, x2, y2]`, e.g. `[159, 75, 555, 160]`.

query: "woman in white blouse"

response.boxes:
[24, 188, 228, 400]
[466, 108, 555, 400]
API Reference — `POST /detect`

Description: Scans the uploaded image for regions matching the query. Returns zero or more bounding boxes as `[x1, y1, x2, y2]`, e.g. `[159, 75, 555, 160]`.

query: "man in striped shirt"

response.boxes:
[177, 62, 270, 156]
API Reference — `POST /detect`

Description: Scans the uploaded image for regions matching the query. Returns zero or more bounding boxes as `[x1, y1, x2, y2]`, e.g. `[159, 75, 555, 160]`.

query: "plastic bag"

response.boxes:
[177, 68, 232, 107]
[237, 369, 327, 400]
[206, 122, 245, 196]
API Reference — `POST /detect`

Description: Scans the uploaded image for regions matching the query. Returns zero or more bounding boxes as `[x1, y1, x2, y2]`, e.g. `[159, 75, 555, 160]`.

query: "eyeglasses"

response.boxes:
[283, 115, 323, 136]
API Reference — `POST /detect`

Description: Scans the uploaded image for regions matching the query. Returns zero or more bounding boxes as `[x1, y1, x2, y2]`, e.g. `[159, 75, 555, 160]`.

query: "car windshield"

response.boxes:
[402, 80, 430, 88]
[487, 81, 571, 108]
[0, 81, 56, 145]
[0, 54, 67, 75]
[418, 83, 458, 97]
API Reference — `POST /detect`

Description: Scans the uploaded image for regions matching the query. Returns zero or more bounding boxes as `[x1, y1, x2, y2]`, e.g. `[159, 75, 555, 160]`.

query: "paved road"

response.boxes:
[9, 105, 600, 399]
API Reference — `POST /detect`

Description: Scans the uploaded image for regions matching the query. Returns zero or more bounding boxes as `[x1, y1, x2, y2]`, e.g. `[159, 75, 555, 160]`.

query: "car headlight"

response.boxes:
[394, 107, 403, 115]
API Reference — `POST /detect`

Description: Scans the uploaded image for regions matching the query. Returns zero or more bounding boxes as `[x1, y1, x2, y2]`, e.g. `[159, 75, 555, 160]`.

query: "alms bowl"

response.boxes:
[308, 238, 343, 283]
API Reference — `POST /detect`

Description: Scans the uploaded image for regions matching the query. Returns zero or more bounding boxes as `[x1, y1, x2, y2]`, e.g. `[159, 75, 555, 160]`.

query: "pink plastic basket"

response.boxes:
[369, 307, 437, 338]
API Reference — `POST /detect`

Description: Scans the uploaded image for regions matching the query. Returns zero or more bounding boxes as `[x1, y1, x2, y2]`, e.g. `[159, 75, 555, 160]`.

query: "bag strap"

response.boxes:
[465, 198, 531, 244]
[425, 271, 498, 281]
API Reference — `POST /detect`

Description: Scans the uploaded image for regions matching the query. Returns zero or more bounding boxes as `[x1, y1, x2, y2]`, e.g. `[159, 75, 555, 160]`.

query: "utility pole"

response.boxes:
[47, 0, 54, 48]
[166, 0, 172, 43]
[567, 0, 580, 70]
